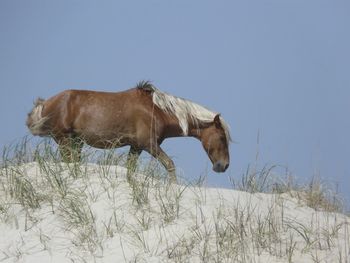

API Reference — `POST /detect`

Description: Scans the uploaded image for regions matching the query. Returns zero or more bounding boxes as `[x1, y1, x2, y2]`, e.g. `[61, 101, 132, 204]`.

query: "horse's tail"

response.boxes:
[26, 98, 50, 136]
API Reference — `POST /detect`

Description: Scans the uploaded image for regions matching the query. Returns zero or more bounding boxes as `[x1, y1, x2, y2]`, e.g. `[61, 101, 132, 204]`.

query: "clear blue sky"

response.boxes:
[1, 1, 349, 205]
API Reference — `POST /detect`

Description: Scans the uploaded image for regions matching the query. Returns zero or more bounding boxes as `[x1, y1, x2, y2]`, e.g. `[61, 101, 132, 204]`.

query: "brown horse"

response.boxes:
[26, 81, 231, 182]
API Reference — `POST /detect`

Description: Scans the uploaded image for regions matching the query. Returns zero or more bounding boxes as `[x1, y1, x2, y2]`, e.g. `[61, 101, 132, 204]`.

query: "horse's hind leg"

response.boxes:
[55, 136, 83, 163]
[126, 146, 142, 183]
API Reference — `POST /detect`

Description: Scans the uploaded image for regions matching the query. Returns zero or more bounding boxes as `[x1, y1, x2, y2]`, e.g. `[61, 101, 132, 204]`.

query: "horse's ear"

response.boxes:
[214, 114, 221, 128]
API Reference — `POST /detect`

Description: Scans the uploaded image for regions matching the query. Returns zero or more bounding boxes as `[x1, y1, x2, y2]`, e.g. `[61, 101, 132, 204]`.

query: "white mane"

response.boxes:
[149, 85, 232, 144]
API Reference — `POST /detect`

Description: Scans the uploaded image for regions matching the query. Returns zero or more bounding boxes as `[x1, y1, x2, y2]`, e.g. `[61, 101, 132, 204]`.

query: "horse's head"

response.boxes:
[201, 114, 230, 173]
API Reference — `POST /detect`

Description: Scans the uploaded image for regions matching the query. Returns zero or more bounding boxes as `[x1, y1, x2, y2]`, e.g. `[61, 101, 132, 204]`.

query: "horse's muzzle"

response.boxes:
[213, 162, 229, 173]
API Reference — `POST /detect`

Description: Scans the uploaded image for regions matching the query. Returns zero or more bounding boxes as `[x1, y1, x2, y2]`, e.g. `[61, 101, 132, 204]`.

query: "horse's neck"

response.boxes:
[185, 119, 210, 141]
[161, 114, 206, 141]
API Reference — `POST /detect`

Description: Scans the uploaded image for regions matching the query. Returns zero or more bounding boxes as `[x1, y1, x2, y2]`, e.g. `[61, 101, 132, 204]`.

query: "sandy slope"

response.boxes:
[0, 163, 349, 262]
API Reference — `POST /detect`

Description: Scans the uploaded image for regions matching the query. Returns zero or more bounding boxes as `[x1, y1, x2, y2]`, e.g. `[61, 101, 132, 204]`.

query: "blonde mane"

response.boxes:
[137, 82, 231, 144]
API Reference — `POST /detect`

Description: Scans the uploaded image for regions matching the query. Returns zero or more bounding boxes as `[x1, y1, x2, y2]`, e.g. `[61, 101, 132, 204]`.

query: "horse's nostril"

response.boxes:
[224, 163, 229, 171]
[213, 162, 229, 173]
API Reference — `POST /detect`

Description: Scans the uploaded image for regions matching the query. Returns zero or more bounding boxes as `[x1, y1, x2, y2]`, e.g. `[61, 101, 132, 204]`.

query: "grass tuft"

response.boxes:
[0, 137, 348, 262]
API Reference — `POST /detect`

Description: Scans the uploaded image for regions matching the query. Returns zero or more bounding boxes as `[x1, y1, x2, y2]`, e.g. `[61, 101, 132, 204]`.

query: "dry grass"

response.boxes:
[0, 138, 349, 262]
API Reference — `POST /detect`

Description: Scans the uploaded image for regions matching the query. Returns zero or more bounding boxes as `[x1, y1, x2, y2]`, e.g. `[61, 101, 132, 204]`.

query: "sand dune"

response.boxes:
[0, 162, 349, 262]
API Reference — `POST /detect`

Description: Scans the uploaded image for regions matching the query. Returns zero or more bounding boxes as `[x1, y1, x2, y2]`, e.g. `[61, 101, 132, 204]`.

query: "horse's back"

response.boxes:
[43, 88, 141, 118]
[40, 88, 154, 145]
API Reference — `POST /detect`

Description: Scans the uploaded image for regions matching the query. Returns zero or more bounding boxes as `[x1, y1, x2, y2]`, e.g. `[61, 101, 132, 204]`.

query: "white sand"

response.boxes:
[0, 162, 349, 262]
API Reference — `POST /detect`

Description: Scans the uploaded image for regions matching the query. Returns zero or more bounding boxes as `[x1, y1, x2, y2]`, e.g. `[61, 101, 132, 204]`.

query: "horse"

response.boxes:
[26, 81, 231, 183]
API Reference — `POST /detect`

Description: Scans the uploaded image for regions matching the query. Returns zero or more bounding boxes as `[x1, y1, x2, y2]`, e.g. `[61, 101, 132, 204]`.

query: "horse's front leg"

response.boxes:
[147, 145, 177, 183]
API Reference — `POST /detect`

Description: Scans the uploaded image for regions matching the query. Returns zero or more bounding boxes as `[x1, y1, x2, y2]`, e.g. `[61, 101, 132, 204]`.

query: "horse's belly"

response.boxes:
[74, 119, 134, 149]
[80, 131, 129, 149]
[70, 101, 145, 149]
